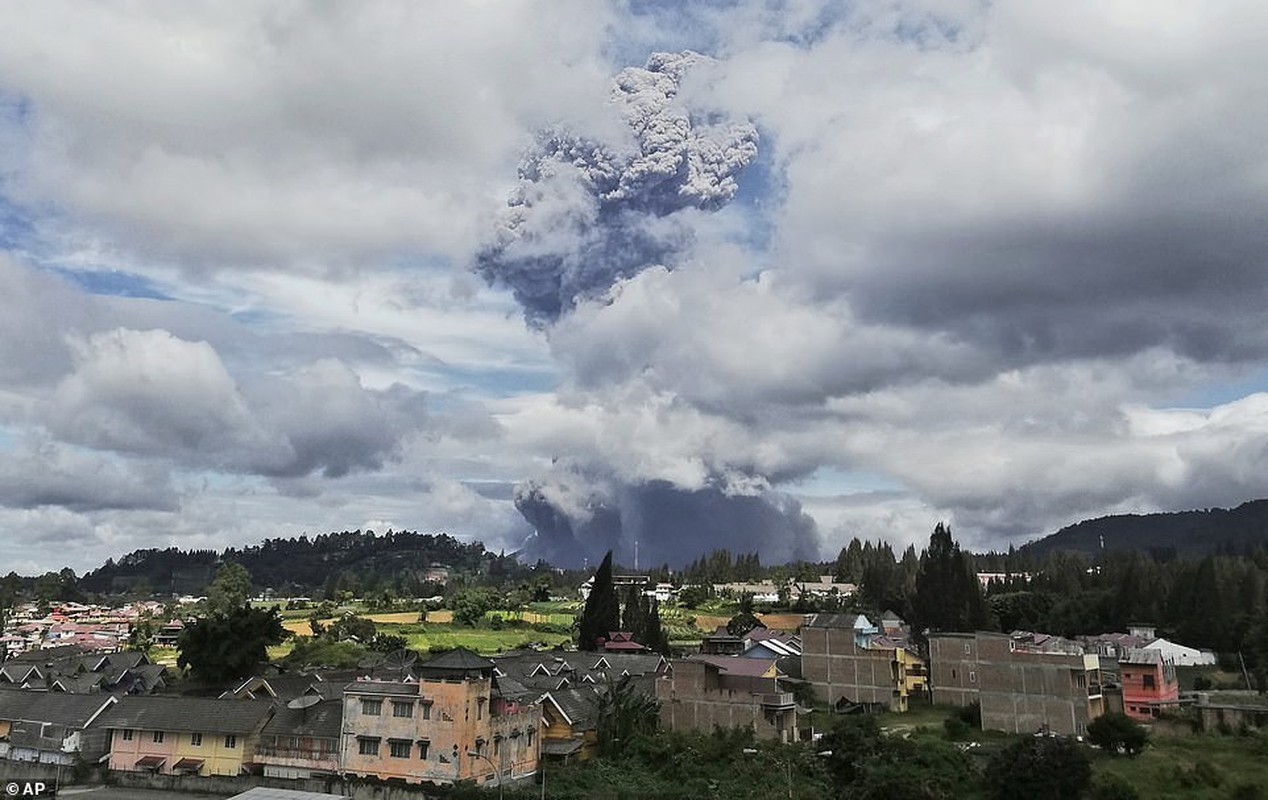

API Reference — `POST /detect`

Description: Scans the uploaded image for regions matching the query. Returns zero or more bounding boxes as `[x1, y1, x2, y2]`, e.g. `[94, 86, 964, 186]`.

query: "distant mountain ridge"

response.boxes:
[1018, 499, 1268, 560]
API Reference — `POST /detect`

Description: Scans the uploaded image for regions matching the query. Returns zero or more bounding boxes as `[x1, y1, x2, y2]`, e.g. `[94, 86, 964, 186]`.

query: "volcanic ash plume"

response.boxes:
[476, 51, 759, 326]
[515, 470, 819, 569]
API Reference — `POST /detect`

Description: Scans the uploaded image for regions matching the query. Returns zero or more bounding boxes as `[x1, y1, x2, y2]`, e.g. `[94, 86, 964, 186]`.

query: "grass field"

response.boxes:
[1093, 733, 1268, 797]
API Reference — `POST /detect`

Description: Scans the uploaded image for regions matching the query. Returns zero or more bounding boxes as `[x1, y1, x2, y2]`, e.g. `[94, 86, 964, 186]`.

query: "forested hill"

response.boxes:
[78, 529, 531, 597]
[1019, 499, 1268, 560]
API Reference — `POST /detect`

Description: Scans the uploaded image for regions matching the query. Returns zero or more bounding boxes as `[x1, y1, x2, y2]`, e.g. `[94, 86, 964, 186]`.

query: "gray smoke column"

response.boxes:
[515, 470, 819, 569]
[476, 51, 759, 326]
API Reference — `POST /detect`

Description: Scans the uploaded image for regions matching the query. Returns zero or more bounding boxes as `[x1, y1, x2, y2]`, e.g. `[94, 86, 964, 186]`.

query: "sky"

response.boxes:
[2, 1, 1268, 573]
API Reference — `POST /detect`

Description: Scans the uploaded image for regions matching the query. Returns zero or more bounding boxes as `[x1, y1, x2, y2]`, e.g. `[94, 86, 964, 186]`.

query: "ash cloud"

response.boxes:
[514, 469, 819, 569]
[476, 51, 758, 326]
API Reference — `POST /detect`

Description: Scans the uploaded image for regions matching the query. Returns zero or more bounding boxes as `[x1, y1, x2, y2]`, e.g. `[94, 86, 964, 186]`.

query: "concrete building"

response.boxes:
[801, 614, 922, 712]
[96, 695, 275, 776]
[657, 656, 799, 742]
[339, 648, 540, 788]
[929, 632, 1105, 737]
[1118, 648, 1179, 721]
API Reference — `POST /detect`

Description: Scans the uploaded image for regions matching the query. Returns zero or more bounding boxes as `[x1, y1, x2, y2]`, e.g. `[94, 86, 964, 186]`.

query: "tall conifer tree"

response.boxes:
[579, 551, 620, 650]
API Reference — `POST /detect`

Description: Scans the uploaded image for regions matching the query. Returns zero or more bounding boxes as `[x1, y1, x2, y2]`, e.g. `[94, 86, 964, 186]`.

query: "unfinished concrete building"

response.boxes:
[801, 614, 922, 713]
[929, 631, 1105, 736]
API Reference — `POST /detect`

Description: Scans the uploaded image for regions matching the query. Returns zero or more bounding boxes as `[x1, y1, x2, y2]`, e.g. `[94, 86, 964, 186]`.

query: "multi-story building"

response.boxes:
[95, 696, 275, 776]
[0, 691, 117, 765]
[1118, 648, 1179, 721]
[656, 656, 800, 742]
[339, 647, 540, 789]
[801, 614, 922, 712]
[929, 631, 1105, 736]
[254, 697, 342, 779]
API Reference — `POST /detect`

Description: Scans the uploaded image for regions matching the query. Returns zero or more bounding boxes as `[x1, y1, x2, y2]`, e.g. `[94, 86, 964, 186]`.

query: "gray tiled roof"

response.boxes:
[261, 699, 343, 740]
[0, 691, 115, 727]
[543, 687, 601, 730]
[92, 695, 274, 735]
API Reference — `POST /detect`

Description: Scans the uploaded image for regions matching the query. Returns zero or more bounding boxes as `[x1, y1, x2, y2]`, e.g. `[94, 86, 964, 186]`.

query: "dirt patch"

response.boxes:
[757, 613, 806, 631]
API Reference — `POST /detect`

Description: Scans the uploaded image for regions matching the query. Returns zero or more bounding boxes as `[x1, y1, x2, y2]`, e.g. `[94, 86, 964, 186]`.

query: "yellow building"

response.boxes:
[96, 696, 274, 776]
[539, 687, 601, 763]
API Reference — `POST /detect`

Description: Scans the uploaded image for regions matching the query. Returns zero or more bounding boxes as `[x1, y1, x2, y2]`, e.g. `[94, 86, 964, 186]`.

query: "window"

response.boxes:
[421, 702, 432, 720]
[1143, 674, 1156, 689]
[190, 732, 202, 747]
[152, 731, 165, 744]
[358, 737, 380, 757]
[969, 671, 977, 684]
[389, 740, 411, 758]
[224, 735, 237, 749]
[121, 729, 134, 742]
[418, 740, 430, 760]
[494, 737, 501, 757]
[392, 701, 413, 718]
[477, 697, 485, 720]
[362, 699, 382, 716]
[526, 730, 534, 748]
[963, 643, 971, 655]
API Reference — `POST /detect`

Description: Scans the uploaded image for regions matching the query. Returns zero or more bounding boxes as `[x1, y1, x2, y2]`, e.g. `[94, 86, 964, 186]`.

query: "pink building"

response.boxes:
[1119, 648, 1179, 720]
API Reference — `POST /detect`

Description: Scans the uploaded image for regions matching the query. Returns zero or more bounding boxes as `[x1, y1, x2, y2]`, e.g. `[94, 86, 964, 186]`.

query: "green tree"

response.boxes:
[579, 551, 620, 650]
[982, 736, 1091, 800]
[726, 594, 763, 636]
[177, 605, 285, 685]
[206, 562, 253, 615]
[1086, 712, 1149, 756]
[449, 588, 499, 626]
[596, 673, 660, 756]
[910, 523, 993, 637]
[326, 614, 376, 642]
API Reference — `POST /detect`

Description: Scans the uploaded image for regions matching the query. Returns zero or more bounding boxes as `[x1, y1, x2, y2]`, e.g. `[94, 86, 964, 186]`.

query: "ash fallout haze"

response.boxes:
[1, 1, 1267, 572]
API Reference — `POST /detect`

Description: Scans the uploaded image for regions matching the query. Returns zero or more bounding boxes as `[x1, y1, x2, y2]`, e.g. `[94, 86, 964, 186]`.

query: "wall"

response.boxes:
[656, 662, 797, 742]
[802, 626, 904, 711]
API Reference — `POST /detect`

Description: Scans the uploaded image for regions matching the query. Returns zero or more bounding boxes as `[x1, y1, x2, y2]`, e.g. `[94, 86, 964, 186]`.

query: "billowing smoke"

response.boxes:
[476, 51, 759, 326]
[484, 52, 813, 567]
[515, 469, 819, 569]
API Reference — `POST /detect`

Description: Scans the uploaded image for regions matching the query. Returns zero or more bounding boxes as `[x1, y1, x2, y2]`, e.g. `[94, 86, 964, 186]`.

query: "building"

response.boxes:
[0, 691, 117, 765]
[96, 695, 275, 776]
[1142, 637, 1216, 667]
[801, 614, 921, 713]
[538, 687, 601, 763]
[1118, 648, 1179, 720]
[255, 696, 343, 780]
[656, 656, 800, 742]
[929, 631, 1105, 736]
[339, 648, 540, 788]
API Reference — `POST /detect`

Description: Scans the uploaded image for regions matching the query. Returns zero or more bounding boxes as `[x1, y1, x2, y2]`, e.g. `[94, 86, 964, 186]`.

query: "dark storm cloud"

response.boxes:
[476, 51, 758, 325]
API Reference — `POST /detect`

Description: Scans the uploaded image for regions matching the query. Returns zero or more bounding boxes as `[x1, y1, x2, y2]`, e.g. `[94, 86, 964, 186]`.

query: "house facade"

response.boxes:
[930, 631, 1105, 736]
[254, 698, 342, 779]
[0, 692, 117, 765]
[656, 657, 799, 742]
[801, 614, 921, 712]
[1118, 648, 1180, 720]
[95, 696, 274, 776]
[339, 648, 540, 787]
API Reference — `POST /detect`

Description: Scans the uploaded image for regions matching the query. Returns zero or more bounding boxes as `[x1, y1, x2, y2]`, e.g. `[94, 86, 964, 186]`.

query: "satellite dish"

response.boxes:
[381, 649, 419, 673]
[357, 654, 385, 670]
[287, 694, 321, 710]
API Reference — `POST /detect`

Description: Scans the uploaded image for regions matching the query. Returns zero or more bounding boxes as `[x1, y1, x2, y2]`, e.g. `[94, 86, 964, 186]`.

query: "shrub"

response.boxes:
[1087, 773, 1140, 800]
[982, 736, 1091, 800]
[1087, 713, 1149, 756]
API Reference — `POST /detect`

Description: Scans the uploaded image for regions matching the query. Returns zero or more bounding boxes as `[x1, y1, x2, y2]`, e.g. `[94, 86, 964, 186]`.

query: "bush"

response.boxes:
[982, 736, 1091, 800]
[1087, 713, 1149, 756]
[943, 715, 970, 740]
[1087, 773, 1140, 800]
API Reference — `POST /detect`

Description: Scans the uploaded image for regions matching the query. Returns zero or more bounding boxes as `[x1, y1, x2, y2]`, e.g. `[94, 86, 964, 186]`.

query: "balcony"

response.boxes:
[254, 744, 339, 771]
[760, 692, 795, 710]
[1087, 684, 1103, 698]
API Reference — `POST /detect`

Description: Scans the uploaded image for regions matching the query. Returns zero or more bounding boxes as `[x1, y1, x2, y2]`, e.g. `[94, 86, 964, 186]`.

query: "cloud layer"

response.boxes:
[2, 1, 1268, 570]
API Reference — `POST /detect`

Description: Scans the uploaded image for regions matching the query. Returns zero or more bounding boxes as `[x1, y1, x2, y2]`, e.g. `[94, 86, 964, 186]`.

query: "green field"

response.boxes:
[1092, 732, 1268, 798]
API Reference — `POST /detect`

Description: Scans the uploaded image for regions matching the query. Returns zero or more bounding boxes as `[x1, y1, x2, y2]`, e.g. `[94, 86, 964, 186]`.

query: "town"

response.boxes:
[1, 521, 1266, 800]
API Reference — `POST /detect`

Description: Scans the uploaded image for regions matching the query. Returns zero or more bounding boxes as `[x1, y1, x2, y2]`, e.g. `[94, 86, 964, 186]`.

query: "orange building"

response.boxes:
[340, 648, 540, 789]
[1119, 648, 1179, 721]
